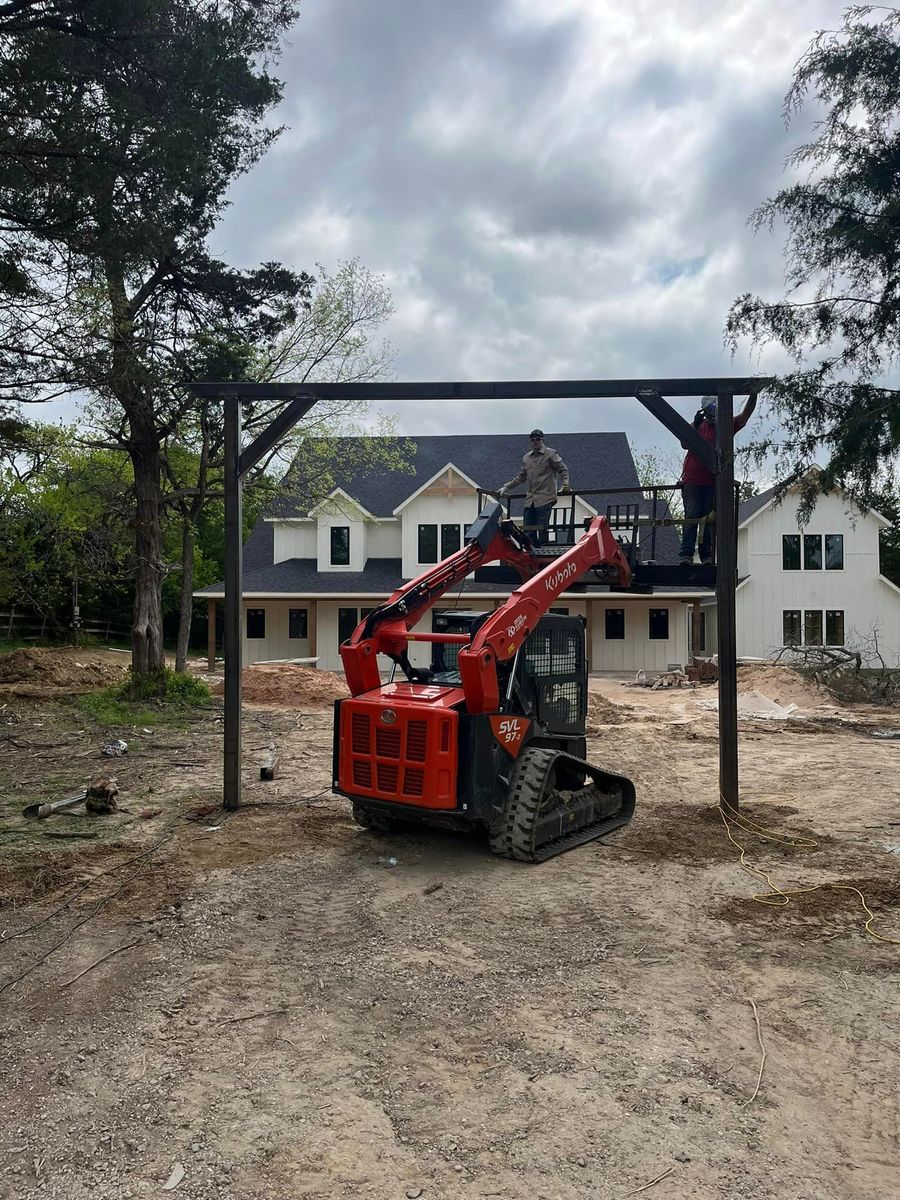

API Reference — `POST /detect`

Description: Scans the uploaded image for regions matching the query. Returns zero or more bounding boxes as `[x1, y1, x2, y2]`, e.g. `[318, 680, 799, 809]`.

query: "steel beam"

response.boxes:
[715, 393, 739, 813]
[635, 389, 717, 474]
[223, 396, 243, 811]
[189, 377, 767, 402]
[238, 392, 319, 477]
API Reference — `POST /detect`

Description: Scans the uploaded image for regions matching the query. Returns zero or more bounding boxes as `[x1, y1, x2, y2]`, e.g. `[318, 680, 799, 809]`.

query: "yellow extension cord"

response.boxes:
[718, 795, 900, 946]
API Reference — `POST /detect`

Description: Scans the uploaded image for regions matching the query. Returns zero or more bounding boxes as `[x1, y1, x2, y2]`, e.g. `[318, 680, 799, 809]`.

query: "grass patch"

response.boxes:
[76, 668, 213, 728]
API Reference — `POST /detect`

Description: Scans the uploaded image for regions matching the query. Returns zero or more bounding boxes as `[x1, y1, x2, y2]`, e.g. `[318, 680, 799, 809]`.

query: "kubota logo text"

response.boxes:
[545, 562, 577, 591]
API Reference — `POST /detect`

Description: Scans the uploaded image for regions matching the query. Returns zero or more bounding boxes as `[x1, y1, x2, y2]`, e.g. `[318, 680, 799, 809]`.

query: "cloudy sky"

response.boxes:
[43, 0, 847, 460]
[206, 0, 851, 453]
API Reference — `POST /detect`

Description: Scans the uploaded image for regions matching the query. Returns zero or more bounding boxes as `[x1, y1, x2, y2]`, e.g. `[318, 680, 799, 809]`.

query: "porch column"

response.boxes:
[586, 602, 595, 671]
[207, 599, 216, 670]
[308, 600, 318, 662]
[691, 598, 702, 662]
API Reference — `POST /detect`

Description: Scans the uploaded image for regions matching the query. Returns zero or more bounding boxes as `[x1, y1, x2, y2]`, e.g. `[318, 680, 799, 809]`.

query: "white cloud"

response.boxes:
[205, 0, 851, 453]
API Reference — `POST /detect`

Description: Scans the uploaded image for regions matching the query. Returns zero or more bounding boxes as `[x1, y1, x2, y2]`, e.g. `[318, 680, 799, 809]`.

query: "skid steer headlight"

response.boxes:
[380, 709, 397, 725]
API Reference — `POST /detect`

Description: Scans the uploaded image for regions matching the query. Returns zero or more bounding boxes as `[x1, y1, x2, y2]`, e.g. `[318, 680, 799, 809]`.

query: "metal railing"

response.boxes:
[476, 484, 740, 566]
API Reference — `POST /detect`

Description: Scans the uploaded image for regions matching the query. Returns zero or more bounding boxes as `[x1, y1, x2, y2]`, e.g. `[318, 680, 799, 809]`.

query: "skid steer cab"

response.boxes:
[330, 501, 636, 863]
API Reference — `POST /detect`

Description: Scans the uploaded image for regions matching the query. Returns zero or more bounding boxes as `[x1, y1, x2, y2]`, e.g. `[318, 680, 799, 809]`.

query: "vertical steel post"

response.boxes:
[715, 393, 739, 812]
[223, 396, 243, 811]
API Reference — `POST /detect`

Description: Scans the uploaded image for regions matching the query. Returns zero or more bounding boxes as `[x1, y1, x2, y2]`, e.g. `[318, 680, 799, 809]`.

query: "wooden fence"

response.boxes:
[0, 608, 131, 645]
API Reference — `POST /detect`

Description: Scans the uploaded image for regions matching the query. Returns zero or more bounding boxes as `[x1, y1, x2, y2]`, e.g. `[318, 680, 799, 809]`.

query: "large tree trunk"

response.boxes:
[175, 516, 194, 673]
[129, 432, 166, 691]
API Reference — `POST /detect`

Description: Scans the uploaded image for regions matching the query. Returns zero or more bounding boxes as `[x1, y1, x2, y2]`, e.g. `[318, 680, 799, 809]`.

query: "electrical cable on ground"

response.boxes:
[718, 794, 900, 946]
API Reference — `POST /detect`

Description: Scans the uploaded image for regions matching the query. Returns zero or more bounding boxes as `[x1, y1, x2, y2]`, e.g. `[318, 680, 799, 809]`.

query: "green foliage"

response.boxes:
[726, 5, 900, 510]
[0, 0, 308, 678]
[77, 668, 211, 726]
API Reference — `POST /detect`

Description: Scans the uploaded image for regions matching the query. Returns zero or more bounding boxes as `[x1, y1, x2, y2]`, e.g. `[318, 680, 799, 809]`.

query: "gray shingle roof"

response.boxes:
[738, 482, 780, 525]
[277, 432, 642, 519]
[197, 558, 713, 598]
[198, 433, 690, 596]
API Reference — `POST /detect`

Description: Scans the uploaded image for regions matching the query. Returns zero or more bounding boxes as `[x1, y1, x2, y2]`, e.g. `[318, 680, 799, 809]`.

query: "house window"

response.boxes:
[826, 610, 845, 646]
[330, 526, 350, 566]
[649, 609, 669, 640]
[337, 607, 375, 649]
[246, 608, 265, 639]
[441, 524, 461, 557]
[804, 610, 823, 646]
[288, 608, 308, 639]
[783, 610, 801, 646]
[605, 608, 625, 640]
[550, 607, 569, 614]
[782, 535, 801, 571]
[338, 607, 358, 646]
[825, 534, 844, 570]
[803, 534, 822, 570]
[418, 524, 438, 563]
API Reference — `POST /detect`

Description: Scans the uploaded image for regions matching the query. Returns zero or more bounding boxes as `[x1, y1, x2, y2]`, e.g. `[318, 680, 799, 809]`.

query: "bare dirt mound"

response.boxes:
[214, 663, 348, 708]
[586, 690, 630, 729]
[0, 647, 125, 693]
[736, 664, 830, 709]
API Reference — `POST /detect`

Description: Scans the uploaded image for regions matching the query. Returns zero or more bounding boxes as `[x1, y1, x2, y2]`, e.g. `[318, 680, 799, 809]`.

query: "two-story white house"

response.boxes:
[700, 477, 900, 663]
[195, 437, 900, 674]
[196, 432, 709, 674]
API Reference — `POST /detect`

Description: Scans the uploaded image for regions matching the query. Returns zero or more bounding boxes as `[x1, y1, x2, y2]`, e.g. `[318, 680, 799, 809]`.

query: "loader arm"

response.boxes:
[340, 501, 537, 695]
[457, 516, 632, 714]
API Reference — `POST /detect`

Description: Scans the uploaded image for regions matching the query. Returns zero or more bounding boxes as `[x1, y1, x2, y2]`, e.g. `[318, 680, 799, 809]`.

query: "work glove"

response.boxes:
[559, 485, 571, 494]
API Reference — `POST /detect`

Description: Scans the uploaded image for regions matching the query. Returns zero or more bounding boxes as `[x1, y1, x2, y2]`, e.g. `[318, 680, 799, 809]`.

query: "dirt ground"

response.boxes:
[1, 656, 899, 1200]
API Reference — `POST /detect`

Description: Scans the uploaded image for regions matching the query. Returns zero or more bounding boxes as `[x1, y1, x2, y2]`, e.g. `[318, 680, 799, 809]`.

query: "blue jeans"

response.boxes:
[524, 502, 553, 546]
[680, 484, 715, 562]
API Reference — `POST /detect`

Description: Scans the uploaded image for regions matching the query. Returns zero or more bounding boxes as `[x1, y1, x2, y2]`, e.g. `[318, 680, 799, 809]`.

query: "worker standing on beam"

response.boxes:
[678, 394, 757, 565]
[499, 429, 570, 546]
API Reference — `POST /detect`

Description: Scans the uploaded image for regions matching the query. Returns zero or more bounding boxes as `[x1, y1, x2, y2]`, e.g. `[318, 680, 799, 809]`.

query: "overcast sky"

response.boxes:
[207, 0, 850, 454]
[56, 0, 853, 458]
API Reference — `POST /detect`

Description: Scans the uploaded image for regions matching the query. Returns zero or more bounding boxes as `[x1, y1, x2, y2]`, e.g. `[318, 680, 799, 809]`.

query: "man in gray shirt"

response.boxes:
[499, 429, 570, 546]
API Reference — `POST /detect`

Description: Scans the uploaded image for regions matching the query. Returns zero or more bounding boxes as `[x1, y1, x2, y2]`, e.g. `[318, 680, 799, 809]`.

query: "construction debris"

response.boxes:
[695, 690, 798, 720]
[259, 745, 279, 781]
[22, 789, 88, 820]
[85, 777, 119, 814]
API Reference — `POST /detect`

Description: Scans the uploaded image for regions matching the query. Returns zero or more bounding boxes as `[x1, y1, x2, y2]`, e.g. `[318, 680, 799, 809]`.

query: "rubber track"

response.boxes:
[489, 746, 634, 863]
[352, 803, 396, 834]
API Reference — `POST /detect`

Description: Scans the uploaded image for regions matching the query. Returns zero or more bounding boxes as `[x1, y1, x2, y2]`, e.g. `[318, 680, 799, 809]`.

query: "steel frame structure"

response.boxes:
[188, 377, 768, 816]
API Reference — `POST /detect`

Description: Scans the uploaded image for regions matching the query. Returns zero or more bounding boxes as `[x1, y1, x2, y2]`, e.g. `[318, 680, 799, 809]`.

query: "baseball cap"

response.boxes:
[529, 428, 544, 438]
[701, 396, 717, 414]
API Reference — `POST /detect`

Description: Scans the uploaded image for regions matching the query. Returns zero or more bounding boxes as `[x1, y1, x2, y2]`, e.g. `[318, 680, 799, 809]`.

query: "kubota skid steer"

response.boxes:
[332, 501, 636, 862]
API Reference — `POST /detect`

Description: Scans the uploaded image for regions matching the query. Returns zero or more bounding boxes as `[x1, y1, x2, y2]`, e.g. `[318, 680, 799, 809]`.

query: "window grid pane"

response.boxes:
[804, 610, 823, 645]
[338, 607, 358, 645]
[782, 535, 801, 570]
[330, 526, 350, 565]
[605, 608, 625, 640]
[440, 523, 461, 557]
[826, 610, 845, 646]
[803, 534, 822, 570]
[825, 534, 844, 570]
[418, 524, 438, 563]
[648, 608, 669, 640]
[783, 610, 801, 645]
[288, 608, 307, 639]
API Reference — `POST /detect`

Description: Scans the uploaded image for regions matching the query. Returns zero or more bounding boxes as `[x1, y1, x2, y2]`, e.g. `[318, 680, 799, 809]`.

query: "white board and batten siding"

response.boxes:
[242, 599, 312, 666]
[590, 599, 690, 673]
[735, 490, 900, 660]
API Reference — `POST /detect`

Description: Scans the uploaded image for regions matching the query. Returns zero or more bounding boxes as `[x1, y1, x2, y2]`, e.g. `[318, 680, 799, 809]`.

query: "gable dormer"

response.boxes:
[312, 488, 375, 573]
[394, 463, 481, 578]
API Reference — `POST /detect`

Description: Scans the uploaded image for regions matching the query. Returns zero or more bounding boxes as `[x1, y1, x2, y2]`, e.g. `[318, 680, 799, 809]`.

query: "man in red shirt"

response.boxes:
[679, 394, 757, 565]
